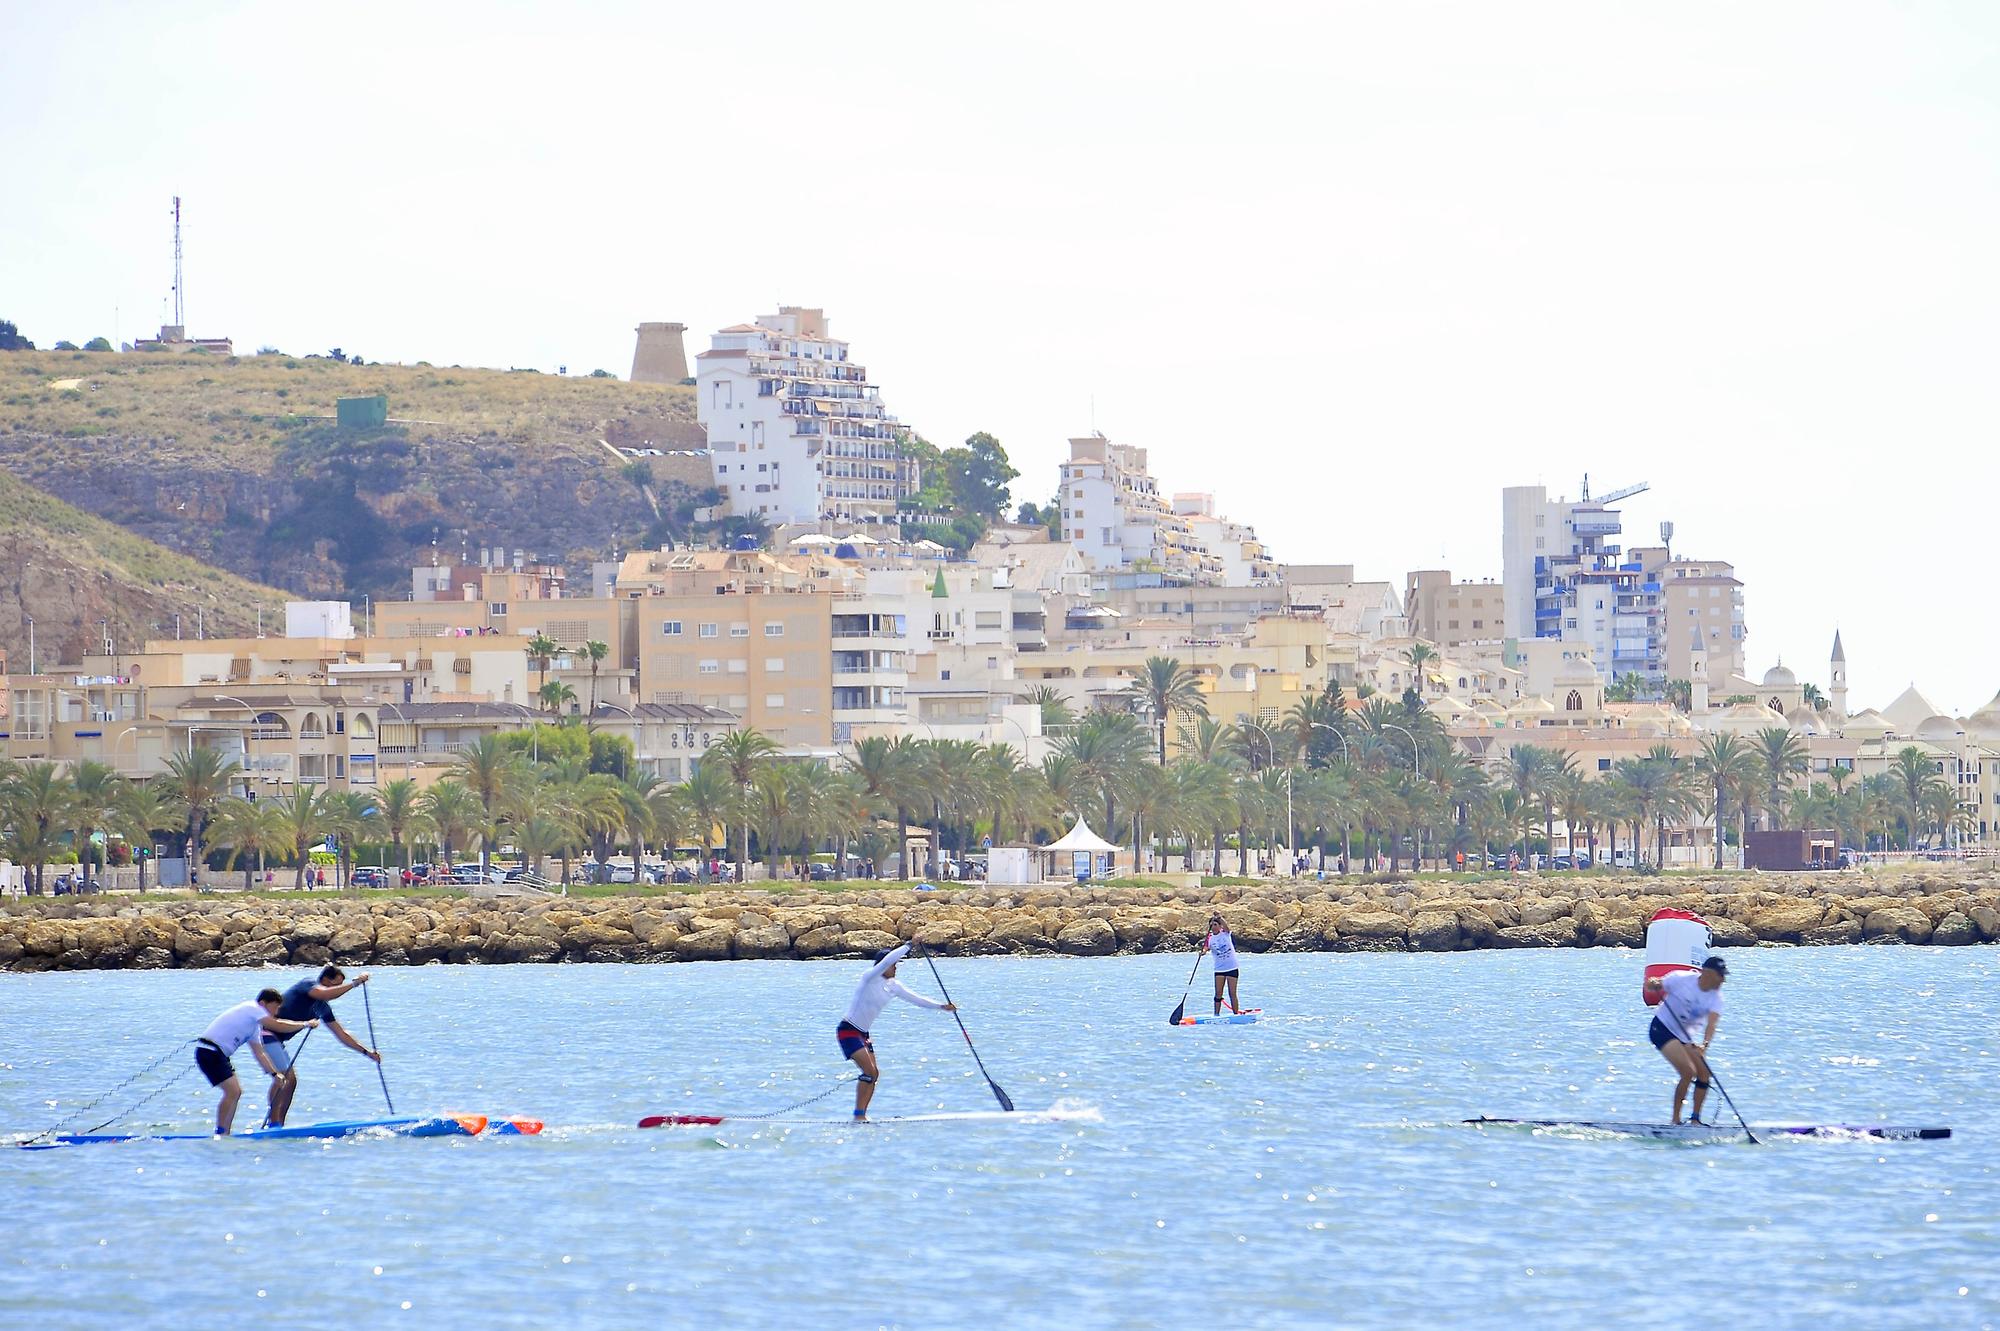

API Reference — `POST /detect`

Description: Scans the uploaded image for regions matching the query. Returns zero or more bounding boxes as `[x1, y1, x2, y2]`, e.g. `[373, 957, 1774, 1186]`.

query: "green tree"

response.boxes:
[273, 785, 330, 890]
[161, 747, 242, 887]
[209, 797, 289, 891]
[710, 728, 780, 880]
[67, 759, 123, 878]
[942, 431, 1018, 519]
[1753, 727, 1810, 830]
[0, 319, 34, 351]
[451, 736, 526, 872]
[83, 336, 113, 352]
[109, 780, 176, 892]
[1138, 656, 1207, 765]
[416, 780, 480, 868]
[373, 778, 429, 872]
[525, 633, 560, 695]
[537, 679, 578, 717]
[2, 762, 73, 894]
[581, 640, 610, 717]
[1023, 685, 1073, 729]
[681, 760, 736, 878]
[1695, 733, 1759, 868]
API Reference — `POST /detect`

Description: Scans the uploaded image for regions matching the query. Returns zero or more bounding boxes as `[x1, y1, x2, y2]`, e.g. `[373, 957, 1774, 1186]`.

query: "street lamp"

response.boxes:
[1381, 721, 1423, 867]
[210, 694, 274, 794]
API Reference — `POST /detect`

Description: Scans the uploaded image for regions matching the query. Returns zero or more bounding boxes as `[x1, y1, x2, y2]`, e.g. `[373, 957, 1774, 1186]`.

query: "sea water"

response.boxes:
[2, 947, 1995, 1330]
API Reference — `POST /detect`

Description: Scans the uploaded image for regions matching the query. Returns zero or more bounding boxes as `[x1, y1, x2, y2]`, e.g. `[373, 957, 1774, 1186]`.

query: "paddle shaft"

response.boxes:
[918, 949, 1013, 1111]
[361, 983, 394, 1114]
[1167, 948, 1206, 1026]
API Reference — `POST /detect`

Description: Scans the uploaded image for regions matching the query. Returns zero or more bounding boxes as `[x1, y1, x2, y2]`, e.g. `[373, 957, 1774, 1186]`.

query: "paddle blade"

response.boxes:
[1168, 1000, 1186, 1027]
[989, 1080, 1015, 1113]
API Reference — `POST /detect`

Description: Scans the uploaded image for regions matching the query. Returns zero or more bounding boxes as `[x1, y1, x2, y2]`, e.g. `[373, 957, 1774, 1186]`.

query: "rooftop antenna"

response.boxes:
[1580, 473, 1591, 502]
[1660, 520, 1675, 559]
[171, 196, 184, 328]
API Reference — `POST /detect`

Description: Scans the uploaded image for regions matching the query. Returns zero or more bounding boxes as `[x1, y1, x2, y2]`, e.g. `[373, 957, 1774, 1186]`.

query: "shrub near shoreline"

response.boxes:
[1, 869, 1996, 970]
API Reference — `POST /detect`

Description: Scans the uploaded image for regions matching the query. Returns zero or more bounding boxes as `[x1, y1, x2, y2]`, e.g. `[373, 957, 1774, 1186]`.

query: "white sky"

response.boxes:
[4, 2, 1996, 713]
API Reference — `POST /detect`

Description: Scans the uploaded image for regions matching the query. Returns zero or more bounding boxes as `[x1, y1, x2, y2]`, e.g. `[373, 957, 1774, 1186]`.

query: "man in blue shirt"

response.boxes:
[261, 965, 382, 1127]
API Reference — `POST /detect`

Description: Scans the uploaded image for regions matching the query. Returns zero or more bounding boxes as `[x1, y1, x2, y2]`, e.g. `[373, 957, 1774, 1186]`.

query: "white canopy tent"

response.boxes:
[1042, 818, 1122, 881]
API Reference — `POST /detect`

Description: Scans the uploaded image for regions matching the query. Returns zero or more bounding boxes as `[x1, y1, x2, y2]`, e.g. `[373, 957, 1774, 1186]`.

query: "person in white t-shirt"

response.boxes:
[836, 945, 955, 1121]
[1643, 956, 1728, 1125]
[195, 990, 320, 1135]
[1205, 913, 1243, 1015]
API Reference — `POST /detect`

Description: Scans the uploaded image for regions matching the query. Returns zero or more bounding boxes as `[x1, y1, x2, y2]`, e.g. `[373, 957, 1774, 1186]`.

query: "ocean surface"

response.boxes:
[3, 946, 1995, 1330]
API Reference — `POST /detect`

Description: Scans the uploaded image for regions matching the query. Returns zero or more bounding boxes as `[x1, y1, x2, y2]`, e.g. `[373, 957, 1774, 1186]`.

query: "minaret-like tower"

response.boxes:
[630, 322, 689, 383]
[1689, 627, 1710, 714]
[1829, 630, 1847, 721]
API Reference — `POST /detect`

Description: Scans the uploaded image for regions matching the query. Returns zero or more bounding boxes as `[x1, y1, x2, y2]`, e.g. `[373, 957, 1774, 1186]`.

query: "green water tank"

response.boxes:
[336, 394, 388, 429]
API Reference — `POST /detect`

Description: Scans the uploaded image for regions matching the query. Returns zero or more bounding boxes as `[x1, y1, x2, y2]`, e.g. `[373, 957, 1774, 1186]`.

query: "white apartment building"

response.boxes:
[696, 307, 918, 525]
[1060, 434, 1216, 584]
[1173, 492, 1277, 587]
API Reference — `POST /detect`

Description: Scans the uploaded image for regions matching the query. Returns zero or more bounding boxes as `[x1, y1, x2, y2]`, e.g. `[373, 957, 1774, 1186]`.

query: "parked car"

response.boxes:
[807, 863, 837, 882]
[670, 864, 699, 885]
[351, 867, 389, 889]
[1610, 850, 1637, 869]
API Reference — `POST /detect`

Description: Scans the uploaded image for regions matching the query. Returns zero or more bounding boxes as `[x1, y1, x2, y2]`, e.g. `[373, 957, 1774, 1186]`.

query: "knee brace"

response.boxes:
[1694, 1079, 1710, 1090]
[857, 1073, 877, 1085]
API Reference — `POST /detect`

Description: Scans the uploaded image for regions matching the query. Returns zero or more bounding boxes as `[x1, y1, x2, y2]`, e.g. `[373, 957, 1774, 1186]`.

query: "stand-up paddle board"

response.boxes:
[21, 1113, 544, 1149]
[1464, 1116, 1949, 1142]
[1179, 1009, 1262, 1026]
[638, 1106, 1099, 1129]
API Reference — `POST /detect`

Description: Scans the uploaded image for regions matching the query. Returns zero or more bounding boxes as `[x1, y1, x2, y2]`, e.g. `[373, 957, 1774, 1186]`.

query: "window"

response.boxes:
[1565, 690, 1583, 711]
[1598, 758, 1612, 772]
[661, 621, 682, 636]
[1100, 527, 1112, 544]
[489, 602, 507, 616]
[727, 660, 747, 674]
[764, 622, 784, 637]
[698, 660, 719, 675]
[711, 380, 733, 410]
[765, 694, 786, 708]
[699, 623, 718, 639]
[729, 623, 749, 638]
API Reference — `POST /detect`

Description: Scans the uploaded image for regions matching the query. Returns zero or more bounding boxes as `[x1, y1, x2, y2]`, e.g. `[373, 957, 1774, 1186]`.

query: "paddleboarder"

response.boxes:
[196, 990, 319, 1135]
[260, 966, 383, 1128]
[1645, 955, 1728, 1125]
[1205, 913, 1243, 1015]
[838, 944, 955, 1121]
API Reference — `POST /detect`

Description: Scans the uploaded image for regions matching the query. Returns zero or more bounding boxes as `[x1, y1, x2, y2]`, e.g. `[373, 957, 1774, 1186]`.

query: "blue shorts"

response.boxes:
[1648, 1016, 1679, 1050]
[261, 1037, 298, 1072]
[836, 1021, 872, 1059]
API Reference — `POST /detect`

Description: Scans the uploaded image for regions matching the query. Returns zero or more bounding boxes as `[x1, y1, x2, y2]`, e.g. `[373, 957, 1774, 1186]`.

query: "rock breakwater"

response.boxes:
[3, 871, 1997, 972]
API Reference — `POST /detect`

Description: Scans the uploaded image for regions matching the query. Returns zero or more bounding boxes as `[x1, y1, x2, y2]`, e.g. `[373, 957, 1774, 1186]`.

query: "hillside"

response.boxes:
[0, 468, 293, 667]
[0, 350, 709, 606]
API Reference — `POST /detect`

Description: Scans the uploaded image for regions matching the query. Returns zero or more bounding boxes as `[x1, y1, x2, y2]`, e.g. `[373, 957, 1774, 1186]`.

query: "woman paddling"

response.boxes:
[838, 944, 956, 1122]
[1644, 955, 1728, 1125]
[1204, 913, 1243, 1016]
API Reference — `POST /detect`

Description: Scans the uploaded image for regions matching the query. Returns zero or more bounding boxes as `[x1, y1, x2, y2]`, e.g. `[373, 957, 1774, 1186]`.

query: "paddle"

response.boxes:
[1166, 947, 1206, 1026]
[916, 947, 1013, 1112]
[1695, 1051, 1758, 1145]
[361, 981, 395, 1114]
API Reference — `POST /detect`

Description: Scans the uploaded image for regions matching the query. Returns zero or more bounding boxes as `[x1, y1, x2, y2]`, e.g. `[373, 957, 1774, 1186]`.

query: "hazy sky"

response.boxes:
[5, 2, 1997, 712]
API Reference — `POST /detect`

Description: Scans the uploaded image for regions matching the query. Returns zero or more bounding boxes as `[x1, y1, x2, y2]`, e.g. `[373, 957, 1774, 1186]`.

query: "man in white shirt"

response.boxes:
[195, 990, 320, 1135]
[836, 945, 955, 1121]
[1643, 956, 1728, 1125]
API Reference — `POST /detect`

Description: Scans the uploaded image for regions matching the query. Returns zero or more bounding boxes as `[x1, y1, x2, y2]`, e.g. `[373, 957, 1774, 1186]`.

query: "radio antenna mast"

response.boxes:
[171, 196, 184, 328]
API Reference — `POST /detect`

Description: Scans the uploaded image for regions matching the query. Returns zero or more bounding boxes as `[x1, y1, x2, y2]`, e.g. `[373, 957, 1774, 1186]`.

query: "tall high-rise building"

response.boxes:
[1060, 434, 1215, 585]
[695, 307, 918, 525]
[1501, 479, 1652, 679]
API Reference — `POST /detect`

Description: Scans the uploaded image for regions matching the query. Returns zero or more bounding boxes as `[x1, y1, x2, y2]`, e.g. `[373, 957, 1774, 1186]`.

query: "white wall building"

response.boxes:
[696, 307, 918, 525]
[1060, 434, 1217, 583]
[1173, 492, 1277, 587]
[1501, 479, 1653, 682]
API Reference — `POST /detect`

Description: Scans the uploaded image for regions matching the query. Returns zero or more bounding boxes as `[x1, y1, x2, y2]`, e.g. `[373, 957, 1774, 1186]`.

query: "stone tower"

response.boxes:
[630, 321, 689, 384]
[1829, 630, 1847, 721]
[1689, 627, 1709, 714]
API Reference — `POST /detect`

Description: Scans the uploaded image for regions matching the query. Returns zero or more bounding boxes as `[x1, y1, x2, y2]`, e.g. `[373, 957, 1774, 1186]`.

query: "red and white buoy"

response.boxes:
[1642, 908, 1710, 1005]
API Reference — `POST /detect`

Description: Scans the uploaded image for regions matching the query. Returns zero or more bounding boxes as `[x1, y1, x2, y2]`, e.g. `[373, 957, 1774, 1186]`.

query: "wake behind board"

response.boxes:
[23, 1113, 543, 1149]
[638, 1106, 1099, 1129]
[1179, 1009, 1262, 1026]
[1465, 1117, 1950, 1142]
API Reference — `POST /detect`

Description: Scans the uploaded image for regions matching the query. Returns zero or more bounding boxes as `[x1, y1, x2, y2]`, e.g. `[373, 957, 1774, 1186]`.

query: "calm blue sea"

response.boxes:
[3, 946, 1996, 1330]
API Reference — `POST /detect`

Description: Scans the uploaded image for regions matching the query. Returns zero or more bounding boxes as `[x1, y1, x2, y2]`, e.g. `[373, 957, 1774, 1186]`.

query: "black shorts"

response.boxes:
[1215, 968, 1239, 980]
[1647, 1016, 1678, 1051]
[194, 1041, 236, 1087]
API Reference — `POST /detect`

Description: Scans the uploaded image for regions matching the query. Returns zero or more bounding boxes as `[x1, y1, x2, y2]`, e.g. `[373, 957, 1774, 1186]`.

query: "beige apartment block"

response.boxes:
[1404, 570, 1506, 649]
[635, 592, 833, 750]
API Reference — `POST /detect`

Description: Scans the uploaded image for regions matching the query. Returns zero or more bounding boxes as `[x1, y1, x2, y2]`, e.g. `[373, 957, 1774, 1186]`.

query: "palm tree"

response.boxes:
[373, 778, 428, 873]
[581, 639, 610, 717]
[1800, 682, 1828, 712]
[209, 796, 288, 891]
[1501, 745, 1548, 862]
[1890, 746, 1949, 847]
[320, 789, 376, 888]
[525, 633, 560, 696]
[416, 780, 479, 869]
[1663, 678, 1693, 713]
[451, 736, 525, 873]
[2, 762, 76, 894]
[1754, 727, 1809, 830]
[1285, 685, 1348, 768]
[681, 760, 736, 880]
[847, 735, 926, 880]
[273, 785, 330, 891]
[1055, 710, 1149, 842]
[66, 759, 122, 884]
[108, 780, 176, 892]
[537, 680, 578, 718]
[1138, 656, 1207, 765]
[161, 746, 242, 888]
[1403, 643, 1439, 694]
[1695, 733, 1760, 868]
[710, 728, 780, 880]
[1023, 685, 1073, 730]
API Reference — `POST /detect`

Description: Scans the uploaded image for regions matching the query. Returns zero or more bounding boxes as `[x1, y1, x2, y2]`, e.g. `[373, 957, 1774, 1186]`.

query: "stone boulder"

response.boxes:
[1337, 911, 1406, 944]
[1407, 911, 1461, 953]
[495, 933, 562, 964]
[1056, 919, 1117, 956]
[1746, 902, 1827, 943]
[1802, 920, 1862, 946]
[1707, 917, 1757, 949]
[986, 917, 1051, 953]
[735, 926, 794, 960]
[1863, 907, 1933, 944]
[223, 937, 290, 968]
[1931, 912, 1978, 946]
[674, 927, 737, 961]
[1496, 918, 1581, 948]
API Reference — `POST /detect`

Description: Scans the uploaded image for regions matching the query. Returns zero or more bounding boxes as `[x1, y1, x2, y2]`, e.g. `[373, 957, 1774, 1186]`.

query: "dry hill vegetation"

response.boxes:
[0, 467, 291, 665]
[0, 351, 708, 653]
